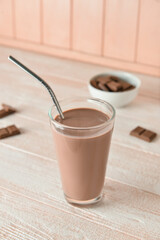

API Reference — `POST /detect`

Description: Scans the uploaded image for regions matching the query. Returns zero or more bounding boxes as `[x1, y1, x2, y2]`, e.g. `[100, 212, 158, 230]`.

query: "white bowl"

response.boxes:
[88, 71, 141, 108]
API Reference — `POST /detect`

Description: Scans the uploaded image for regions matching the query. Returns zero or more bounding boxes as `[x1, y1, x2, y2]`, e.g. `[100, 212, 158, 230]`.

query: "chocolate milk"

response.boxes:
[52, 108, 113, 201]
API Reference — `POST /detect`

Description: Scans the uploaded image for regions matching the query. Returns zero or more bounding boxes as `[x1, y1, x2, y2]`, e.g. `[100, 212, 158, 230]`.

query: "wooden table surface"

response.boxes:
[0, 46, 160, 240]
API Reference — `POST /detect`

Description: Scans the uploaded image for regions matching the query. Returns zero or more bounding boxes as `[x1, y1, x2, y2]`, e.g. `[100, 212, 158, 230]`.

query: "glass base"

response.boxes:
[64, 193, 102, 206]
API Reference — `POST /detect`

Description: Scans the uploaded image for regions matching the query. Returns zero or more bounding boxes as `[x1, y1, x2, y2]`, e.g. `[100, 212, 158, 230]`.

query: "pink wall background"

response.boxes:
[0, 0, 160, 76]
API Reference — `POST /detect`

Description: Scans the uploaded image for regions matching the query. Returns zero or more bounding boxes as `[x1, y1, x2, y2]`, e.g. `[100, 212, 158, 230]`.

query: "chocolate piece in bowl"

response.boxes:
[88, 71, 141, 108]
[90, 79, 99, 89]
[127, 85, 136, 91]
[96, 76, 111, 84]
[110, 76, 120, 82]
[98, 82, 109, 91]
[109, 76, 135, 91]
[130, 126, 157, 142]
[118, 80, 133, 91]
[107, 81, 122, 92]
[91, 75, 136, 92]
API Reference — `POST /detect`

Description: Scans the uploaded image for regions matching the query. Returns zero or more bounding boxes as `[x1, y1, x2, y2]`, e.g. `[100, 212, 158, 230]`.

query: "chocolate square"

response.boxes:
[2, 104, 16, 113]
[7, 125, 20, 136]
[107, 81, 122, 92]
[98, 83, 109, 91]
[140, 130, 157, 142]
[90, 79, 99, 89]
[130, 126, 145, 137]
[110, 76, 120, 82]
[0, 128, 9, 139]
[0, 109, 9, 118]
[130, 126, 157, 142]
[0, 125, 20, 140]
[119, 80, 132, 91]
[96, 76, 111, 84]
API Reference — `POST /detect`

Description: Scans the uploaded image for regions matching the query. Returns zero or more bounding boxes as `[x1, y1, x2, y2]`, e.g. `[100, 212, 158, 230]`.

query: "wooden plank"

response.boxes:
[0, 188, 136, 240]
[14, 0, 41, 42]
[0, 114, 54, 160]
[42, 0, 70, 48]
[72, 0, 103, 55]
[136, 73, 160, 99]
[0, 146, 160, 239]
[108, 144, 160, 195]
[0, 38, 160, 77]
[116, 95, 160, 125]
[0, 0, 13, 37]
[104, 0, 139, 61]
[137, 0, 160, 67]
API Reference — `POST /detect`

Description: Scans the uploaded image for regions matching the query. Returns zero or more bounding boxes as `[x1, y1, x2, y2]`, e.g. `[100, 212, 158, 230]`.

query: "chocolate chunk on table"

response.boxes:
[0, 104, 16, 118]
[140, 130, 157, 142]
[2, 104, 16, 113]
[7, 125, 20, 136]
[130, 126, 145, 137]
[130, 126, 157, 142]
[0, 125, 20, 139]
[0, 109, 10, 118]
[0, 128, 10, 139]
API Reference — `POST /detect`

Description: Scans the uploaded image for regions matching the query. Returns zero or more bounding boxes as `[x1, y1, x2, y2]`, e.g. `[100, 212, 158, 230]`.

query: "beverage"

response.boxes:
[49, 98, 115, 205]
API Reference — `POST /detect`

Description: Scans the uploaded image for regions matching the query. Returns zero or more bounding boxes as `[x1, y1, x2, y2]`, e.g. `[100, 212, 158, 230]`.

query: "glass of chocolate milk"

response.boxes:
[49, 97, 115, 205]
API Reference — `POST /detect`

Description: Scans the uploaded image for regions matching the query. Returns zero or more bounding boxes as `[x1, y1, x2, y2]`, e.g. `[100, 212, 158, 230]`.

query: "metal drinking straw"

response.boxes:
[8, 56, 64, 119]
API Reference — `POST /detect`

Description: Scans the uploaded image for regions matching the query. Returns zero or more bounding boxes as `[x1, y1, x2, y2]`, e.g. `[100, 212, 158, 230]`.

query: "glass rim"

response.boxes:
[48, 97, 116, 131]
